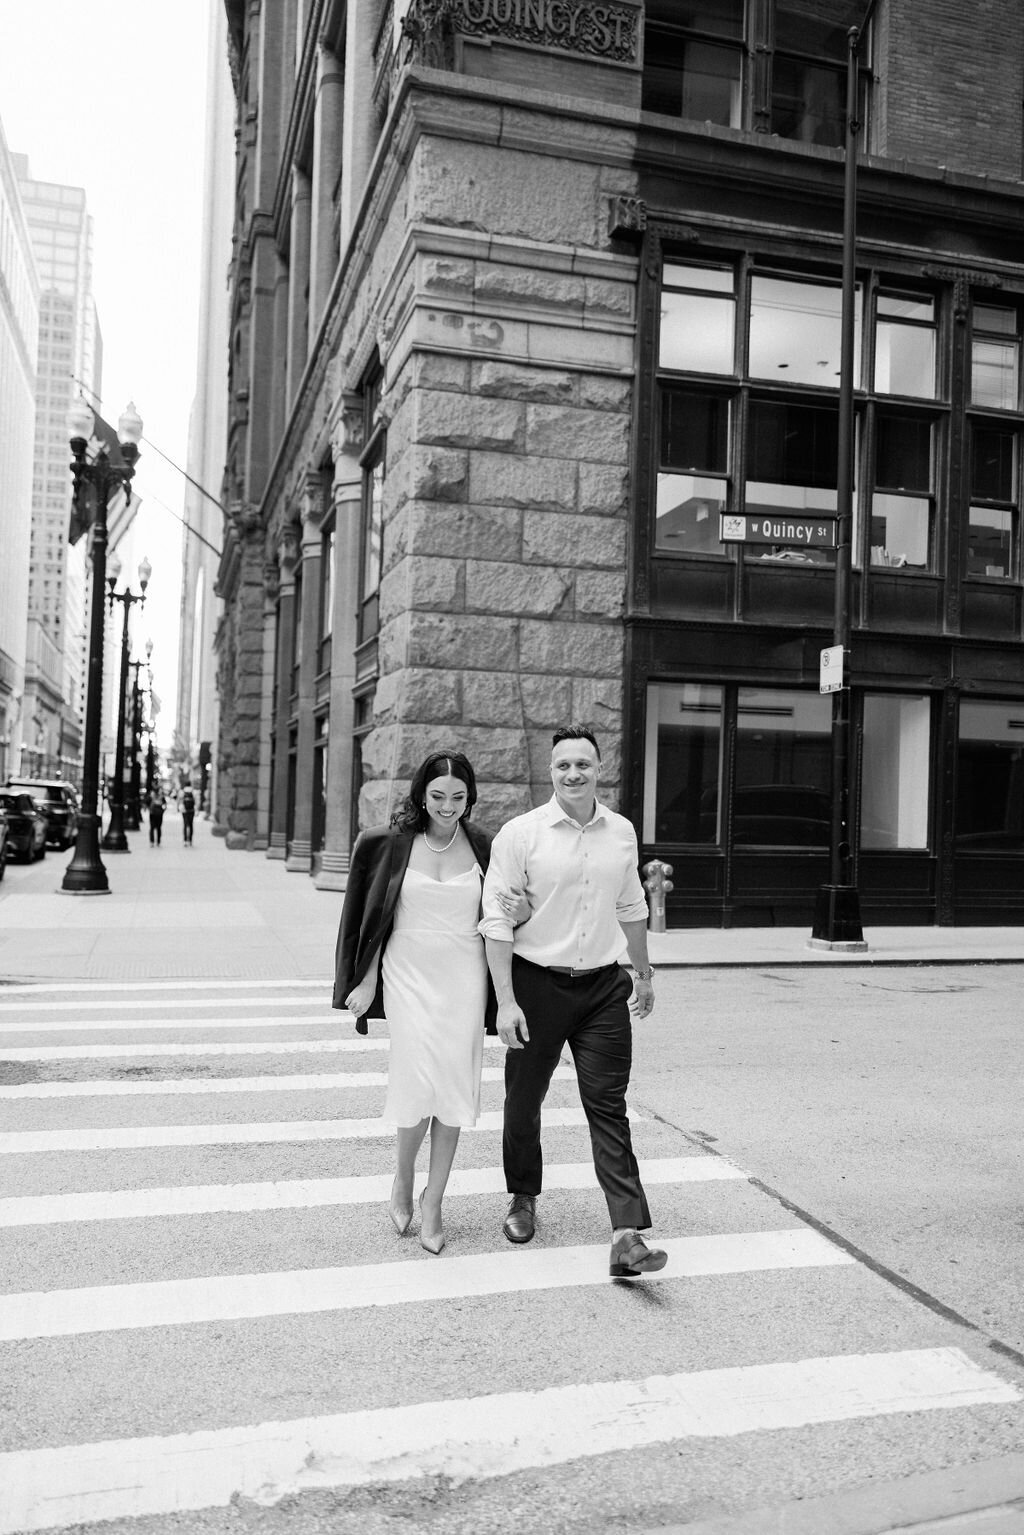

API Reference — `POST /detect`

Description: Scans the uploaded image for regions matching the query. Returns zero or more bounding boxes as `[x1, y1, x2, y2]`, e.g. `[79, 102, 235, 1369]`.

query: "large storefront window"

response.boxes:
[734, 687, 831, 845]
[643, 683, 722, 843]
[861, 694, 930, 849]
[643, 0, 869, 148]
[956, 701, 1024, 850]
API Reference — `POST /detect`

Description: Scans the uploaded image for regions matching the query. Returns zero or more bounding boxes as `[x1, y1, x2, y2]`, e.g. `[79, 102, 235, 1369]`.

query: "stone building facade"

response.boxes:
[216, 0, 1024, 927]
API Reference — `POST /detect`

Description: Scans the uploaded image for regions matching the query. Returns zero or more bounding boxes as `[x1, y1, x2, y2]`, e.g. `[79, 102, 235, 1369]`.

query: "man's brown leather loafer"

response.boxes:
[609, 1231, 668, 1278]
[503, 1193, 536, 1244]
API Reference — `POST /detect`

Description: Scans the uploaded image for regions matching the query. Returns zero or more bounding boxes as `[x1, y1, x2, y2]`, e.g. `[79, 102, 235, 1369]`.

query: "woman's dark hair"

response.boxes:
[390, 749, 478, 832]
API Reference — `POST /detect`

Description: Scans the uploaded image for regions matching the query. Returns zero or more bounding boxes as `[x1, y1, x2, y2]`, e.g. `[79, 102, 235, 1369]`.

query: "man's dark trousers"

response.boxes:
[503, 956, 651, 1231]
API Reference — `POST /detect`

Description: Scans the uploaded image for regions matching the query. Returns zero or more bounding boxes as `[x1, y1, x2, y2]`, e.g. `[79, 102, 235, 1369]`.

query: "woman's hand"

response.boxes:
[345, 980, 376, 1017]
[496, 887, 530, 926]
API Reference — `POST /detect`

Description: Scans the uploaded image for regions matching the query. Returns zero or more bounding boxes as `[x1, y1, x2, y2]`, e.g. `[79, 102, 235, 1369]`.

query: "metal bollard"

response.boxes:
[643, 858, 674, 934]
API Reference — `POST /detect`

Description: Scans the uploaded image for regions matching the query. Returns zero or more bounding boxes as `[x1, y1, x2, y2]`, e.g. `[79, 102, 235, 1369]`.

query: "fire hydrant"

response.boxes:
[643, 858, 674, 933]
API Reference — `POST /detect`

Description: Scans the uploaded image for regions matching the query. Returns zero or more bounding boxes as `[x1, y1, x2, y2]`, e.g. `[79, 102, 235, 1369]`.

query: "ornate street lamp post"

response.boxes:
[61, 399, 143, 894]
[101, 553, 152, 852]
[125, 656, 145, 831]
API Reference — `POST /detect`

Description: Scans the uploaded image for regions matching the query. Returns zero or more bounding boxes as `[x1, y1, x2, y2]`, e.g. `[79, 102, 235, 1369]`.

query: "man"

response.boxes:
[479, 724, 666, 1279]
[181, 785, 196, 846]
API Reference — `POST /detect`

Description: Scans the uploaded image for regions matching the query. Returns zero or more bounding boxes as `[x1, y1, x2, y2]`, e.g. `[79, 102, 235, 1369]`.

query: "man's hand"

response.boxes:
[344, 980, 376, 1017]
[497, 1001, 529, 1049]
[629, 978, 655, 1020]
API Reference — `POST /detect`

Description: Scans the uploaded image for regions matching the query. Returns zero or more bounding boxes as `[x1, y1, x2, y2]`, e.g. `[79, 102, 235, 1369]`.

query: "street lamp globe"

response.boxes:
[106, 550, 123, 590]
[117, 401, 143, 446]
[138, 555, 153, 592]
[67, 396, 93, 446]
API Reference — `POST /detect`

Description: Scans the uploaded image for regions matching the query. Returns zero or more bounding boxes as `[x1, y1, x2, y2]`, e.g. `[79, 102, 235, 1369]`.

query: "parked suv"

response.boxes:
[0, 790, 47, 861]
[6, 779, 79, 850]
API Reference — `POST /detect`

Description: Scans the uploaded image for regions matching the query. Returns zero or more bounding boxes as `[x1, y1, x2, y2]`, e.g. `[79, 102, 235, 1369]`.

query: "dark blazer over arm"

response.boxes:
[332, 821, 497, 1035]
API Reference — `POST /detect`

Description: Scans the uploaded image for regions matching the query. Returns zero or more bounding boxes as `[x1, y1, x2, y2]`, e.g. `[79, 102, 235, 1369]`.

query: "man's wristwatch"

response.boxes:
[633, 966, 655, 982]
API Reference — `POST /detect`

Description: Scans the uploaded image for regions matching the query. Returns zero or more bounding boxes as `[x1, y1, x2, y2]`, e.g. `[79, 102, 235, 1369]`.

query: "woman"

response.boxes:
[333, 750, 521, 1255]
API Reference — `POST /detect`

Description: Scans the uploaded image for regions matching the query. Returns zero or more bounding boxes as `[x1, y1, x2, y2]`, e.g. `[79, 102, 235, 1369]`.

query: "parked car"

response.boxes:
[0, 790, 47, 862]
[5, 778, 78, 849]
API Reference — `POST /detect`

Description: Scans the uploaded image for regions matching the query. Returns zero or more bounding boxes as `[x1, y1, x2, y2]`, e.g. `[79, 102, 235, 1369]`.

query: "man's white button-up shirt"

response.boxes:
[479, 796, 648, 969]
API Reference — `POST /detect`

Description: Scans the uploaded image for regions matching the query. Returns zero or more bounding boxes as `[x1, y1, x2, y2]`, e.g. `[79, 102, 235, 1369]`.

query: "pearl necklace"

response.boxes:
[423, 821, 460, 853]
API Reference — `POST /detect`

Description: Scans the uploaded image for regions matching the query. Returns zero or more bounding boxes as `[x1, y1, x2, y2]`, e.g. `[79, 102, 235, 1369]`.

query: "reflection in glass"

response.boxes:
[876, 413, 932, 491]
[971, 340, 1019, 410]
[656, 474, 728, 552]
[770, 57, 846, 146]
[971, 425, 1015, 501]
[967, 506, 1013, 578]
[644, 683, 723, 843]
[875, 317, 936, 398]
[660, 289, 735, 374]
[733, 688, 832, 845]
[661, 389, 729, 472]
[749, 277, 854, 386]
[956, 701, 1024, 849]
[861, 694, 930, 849]
[870, 493, 930, 569]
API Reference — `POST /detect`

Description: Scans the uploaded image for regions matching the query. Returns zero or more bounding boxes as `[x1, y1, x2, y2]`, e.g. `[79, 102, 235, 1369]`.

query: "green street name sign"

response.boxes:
[720, 513, 837, 549]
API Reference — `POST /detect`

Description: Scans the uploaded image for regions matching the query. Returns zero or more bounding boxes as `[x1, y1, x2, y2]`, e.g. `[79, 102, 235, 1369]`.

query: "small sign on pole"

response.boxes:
[820, 645, 845, 693]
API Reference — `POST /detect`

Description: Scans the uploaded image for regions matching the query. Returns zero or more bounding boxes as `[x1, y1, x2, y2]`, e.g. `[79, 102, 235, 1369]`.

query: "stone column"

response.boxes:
[266, 525, 299, 860]
[285, 472, 327, 872]
[254, 559, 279, 851]
[286, 167, 312, 409]
[338, 0, 378, 255]
[308, 45, 345, 346]
[315, 399, 364, 891]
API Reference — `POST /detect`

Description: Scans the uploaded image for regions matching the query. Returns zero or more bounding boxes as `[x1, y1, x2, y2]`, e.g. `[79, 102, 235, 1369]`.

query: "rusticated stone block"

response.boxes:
[381, 555, 465, 622]
[391, 723, 529, 781]
[405, 502, 522, 562]
[400, 445, 469, 504]
[526, 404, 630, 465]
[472, 361, 575, 404]
[411, 139, 603, 247]
[572, 677, 623, 736]
[519, 673, 573, 727]
[575, 569, 625, 618]
[414, 389, 524, 452]
[359, 780, 392, 830]
[578, 461, 630, 517]
[374, 667, 463, 725]
[474, 263, 586, 313]
[420, 255, 475, 295]
[476, 782, 533, 832]
[379, 613, 411, 675]
[463, 670, 526, 727]
[523, 511, 626, 569]
[578, 376, 632, 413]
[584, 276, 634, 318]
[519, 618, 622, 676]
[465, 560, 572, 618]
[408, 612, 519, 671]
[415, 353, 471, 392]
[470, 452, 575, 512]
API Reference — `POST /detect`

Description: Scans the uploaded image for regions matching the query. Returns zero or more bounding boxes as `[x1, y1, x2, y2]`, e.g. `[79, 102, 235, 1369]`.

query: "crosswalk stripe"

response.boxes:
[0, 1064, 571, 1099]
[0, 1157, 744, 1227]
[0, 1347, 1014, 1533]
[0, 1015, 353, 1034]
[0, 979, 328, 1001]
[1, 1040, 386, 1060]
[0, 997, 339, 1014]
[0, 1105, 606, 1154]
[0, 1229, 852, 1341]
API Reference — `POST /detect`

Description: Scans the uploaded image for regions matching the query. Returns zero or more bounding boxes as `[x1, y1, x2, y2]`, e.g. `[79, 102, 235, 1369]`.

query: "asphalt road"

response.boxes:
[2, 828, 1024, 1534]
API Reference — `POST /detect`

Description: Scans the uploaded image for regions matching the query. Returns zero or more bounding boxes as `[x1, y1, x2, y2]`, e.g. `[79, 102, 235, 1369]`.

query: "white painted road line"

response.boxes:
[0, 1065, 573, 1099]
[0, 1015, 355, 1034]
[0, 1040, 379, 1060]
[0, 1229, 852, 1341]
[2, 1347, 1015, 1533]
[0, 1105, 604, 1154]
[0, 1157, 744, 1226]
[0, 997, 340, 1014]
[0, 979, 328, 997]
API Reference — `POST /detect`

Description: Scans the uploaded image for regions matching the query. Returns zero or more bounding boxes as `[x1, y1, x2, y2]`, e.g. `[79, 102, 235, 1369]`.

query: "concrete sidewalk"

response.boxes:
[1, 806, 1022, 984]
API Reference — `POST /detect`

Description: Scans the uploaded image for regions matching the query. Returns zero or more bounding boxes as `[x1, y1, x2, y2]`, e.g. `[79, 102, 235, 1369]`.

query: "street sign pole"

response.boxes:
[810, 17, 871, 952]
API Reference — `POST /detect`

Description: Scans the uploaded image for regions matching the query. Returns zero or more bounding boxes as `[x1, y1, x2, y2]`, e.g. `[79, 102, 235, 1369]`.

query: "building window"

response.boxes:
[660, 263, 736, 376]
[870, 412, 934, 570]
[657, 388, 729, 553]
[861, 694, 931, 849]
[968, 424, 1018, 579]
[733, 687, 832, 846]
[643, 683, 722, 842]
[642, 0, 869, 149]
[319, 522, 335, 672]
[745, 397, 838, 565]
[956, 701, 1024, 850]
[971, 305, 1020, 411]
[874, 292, 937, 400]
[749, 275, 853, 387]
[358, 364, 386, 647]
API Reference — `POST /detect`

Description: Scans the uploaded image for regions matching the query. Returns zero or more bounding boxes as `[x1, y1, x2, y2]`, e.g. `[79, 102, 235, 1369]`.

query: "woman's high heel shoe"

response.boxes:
[389, 1179, 413, 1237]
[418, 1191, 445, 1255]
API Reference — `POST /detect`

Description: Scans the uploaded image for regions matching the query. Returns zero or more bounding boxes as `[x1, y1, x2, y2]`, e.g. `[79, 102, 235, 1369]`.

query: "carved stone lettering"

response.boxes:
[453, 0, 638, 61]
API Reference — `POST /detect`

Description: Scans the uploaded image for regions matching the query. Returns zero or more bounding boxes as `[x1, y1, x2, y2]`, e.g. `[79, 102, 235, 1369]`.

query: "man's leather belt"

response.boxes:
[546, 964, 606, 977]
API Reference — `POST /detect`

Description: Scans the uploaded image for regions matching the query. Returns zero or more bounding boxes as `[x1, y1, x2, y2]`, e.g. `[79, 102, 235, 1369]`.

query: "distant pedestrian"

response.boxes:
[181, 786, 196, 845]
[148, 790, 165, 846]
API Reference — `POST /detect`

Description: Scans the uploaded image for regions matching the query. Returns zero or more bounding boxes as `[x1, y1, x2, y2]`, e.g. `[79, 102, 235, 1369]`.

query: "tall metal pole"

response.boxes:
[101, 597, 134, 852]
[125, 661, 143, 831]
[811, 23, 867, 948]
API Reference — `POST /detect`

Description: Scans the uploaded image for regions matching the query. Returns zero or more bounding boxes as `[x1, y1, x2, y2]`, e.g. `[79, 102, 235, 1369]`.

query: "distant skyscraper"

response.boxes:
[0, 118, 38, 782]
[13, 153, 102, 778]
